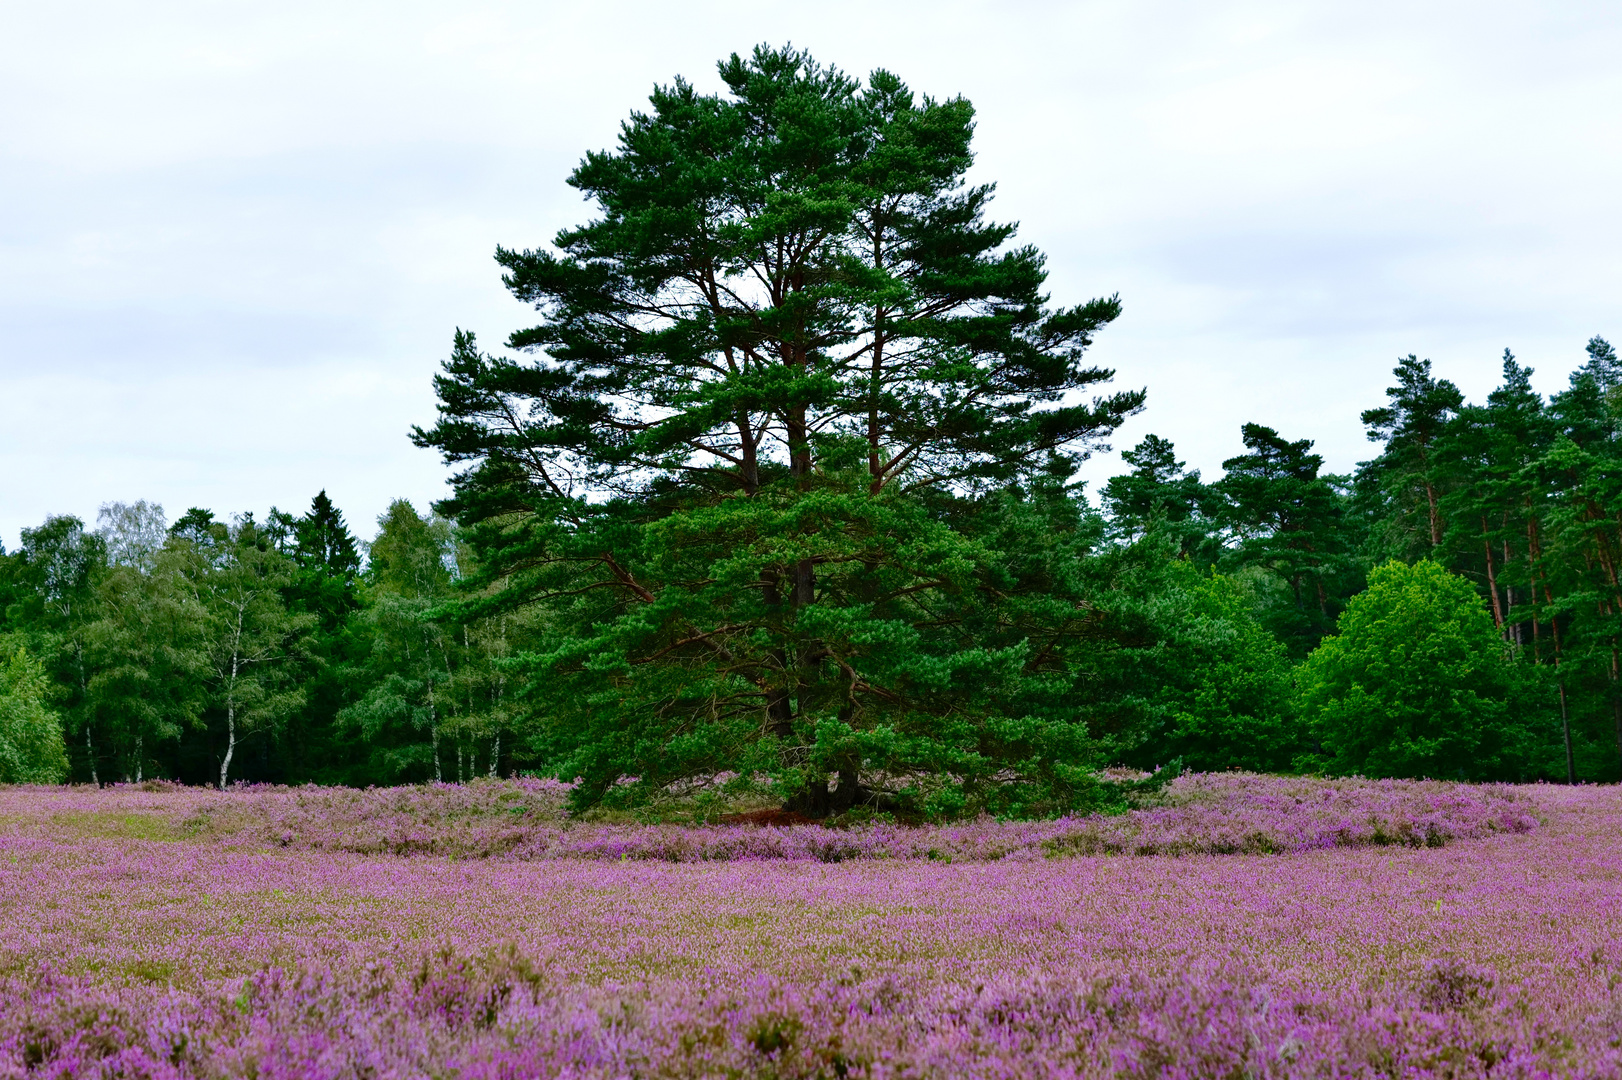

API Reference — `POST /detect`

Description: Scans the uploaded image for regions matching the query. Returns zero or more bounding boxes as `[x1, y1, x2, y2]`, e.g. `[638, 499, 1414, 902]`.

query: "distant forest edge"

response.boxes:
[2, 47, 1620, 815]
[3, 335, 1619, 802]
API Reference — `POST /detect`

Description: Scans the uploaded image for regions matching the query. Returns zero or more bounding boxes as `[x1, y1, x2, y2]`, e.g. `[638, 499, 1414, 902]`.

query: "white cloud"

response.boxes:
[3, 0, 1619, 544]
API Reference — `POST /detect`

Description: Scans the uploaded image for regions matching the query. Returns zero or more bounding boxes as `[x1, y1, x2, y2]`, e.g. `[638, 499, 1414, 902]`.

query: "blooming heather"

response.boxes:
[0, 777, 1616, 1077]
[0, 772, 1539, 862]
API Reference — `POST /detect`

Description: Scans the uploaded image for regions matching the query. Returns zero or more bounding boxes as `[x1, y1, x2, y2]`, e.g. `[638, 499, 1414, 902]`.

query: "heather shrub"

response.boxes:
[0, 772, 1535, 861]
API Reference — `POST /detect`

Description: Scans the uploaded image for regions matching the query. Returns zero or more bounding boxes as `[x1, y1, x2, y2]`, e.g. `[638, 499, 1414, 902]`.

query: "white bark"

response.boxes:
[219, 634, 241, 789]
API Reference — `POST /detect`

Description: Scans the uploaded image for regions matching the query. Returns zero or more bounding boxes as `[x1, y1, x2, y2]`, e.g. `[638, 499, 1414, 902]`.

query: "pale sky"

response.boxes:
[3, 0, 1619, 548]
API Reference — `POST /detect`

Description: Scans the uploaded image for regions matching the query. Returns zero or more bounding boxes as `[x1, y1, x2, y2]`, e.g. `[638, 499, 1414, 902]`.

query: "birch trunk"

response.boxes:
[219, 649, 239, 789]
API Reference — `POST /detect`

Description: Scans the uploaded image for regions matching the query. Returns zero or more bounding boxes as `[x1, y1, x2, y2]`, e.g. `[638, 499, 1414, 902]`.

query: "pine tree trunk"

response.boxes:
[1559, 678, 1575, 785]
[1425, 479, 1441, 548]
[1482, 519, 1505, 629]
[1612, 641, 1622, 776]
[431, 718, 442, 783]
[1541, 580, 1574, 783]
[1613, 694, 1622, 779]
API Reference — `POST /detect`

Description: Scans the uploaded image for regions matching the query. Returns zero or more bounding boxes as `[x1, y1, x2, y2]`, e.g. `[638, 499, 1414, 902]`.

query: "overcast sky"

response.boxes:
[3, 0, 1619, 548]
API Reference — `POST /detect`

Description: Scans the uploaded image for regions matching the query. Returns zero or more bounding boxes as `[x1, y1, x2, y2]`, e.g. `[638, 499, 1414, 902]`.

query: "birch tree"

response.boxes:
[174, 512, 314, 788]
[339, 501, 460, 782]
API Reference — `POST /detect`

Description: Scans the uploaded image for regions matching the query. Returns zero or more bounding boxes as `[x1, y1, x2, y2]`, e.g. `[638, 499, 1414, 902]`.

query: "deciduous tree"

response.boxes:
[1297, 560, 1538, 780]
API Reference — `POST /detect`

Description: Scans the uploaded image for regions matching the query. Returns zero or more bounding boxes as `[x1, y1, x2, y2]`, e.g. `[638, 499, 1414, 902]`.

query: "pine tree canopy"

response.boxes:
[413, 45, 1145, 819]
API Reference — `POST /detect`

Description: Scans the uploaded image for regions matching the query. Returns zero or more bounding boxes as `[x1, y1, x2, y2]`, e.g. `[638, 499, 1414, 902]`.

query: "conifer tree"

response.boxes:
[415, 46, 1143, 817]
[1099, 434, 1210, 555]
[1213, 424, 1354, 655]
[277, 491, 367, 782]
[1358, 355, 1464, 556]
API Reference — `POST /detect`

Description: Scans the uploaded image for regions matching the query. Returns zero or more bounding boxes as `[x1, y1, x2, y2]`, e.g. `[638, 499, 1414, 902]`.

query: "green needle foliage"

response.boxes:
[414, 46, 1144, 818]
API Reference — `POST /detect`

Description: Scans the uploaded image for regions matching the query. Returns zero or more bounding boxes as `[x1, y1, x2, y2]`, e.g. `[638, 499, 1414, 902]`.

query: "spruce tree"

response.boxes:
[277, 491, 366, 783]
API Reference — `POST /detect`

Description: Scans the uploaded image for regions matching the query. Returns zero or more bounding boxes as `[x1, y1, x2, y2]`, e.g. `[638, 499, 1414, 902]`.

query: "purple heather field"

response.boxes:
[0, 775, 1618, 1078]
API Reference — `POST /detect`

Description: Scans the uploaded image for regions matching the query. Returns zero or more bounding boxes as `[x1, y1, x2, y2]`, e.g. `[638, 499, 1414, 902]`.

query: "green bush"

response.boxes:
[1296, 559, 1534, 779]
[1106, 549, 1300, 773]
[0, 644, 70, 784]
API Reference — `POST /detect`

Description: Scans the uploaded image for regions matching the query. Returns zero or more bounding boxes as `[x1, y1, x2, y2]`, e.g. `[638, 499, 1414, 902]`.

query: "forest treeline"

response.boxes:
[1, 339, 1617, 795]
[2, 47, 1619, 813]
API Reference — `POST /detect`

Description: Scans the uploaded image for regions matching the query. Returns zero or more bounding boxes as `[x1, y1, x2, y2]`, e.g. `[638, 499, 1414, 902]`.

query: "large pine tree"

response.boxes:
[415, 46, 1144, 818]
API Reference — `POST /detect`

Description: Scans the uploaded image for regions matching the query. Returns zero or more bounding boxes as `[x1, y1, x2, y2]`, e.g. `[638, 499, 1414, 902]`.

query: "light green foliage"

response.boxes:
[171, 512, 316, 788]
[340, 501, 460, 782]
[1297, 559, 1534, 779]
[83, 544, 208, 781]
[0, 643, 69, 784]
[5, 516, 106, 780]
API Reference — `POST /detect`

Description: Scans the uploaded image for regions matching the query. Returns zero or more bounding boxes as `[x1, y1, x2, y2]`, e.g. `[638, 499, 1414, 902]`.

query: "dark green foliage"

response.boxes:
[1211, 424, 1361, 657]
[274, 492, 370, 784]
[1357, 355, 1464, 561]
[1297, 560, 1543, 780]
[0, 50, 1609, 798]
[1346, 343, 1622, 782]
[413, 46, 1143, 819]
[1099, 435, 1212, 557]
[1091, 540, 1299, 774]
[293, 491, 363, 584]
